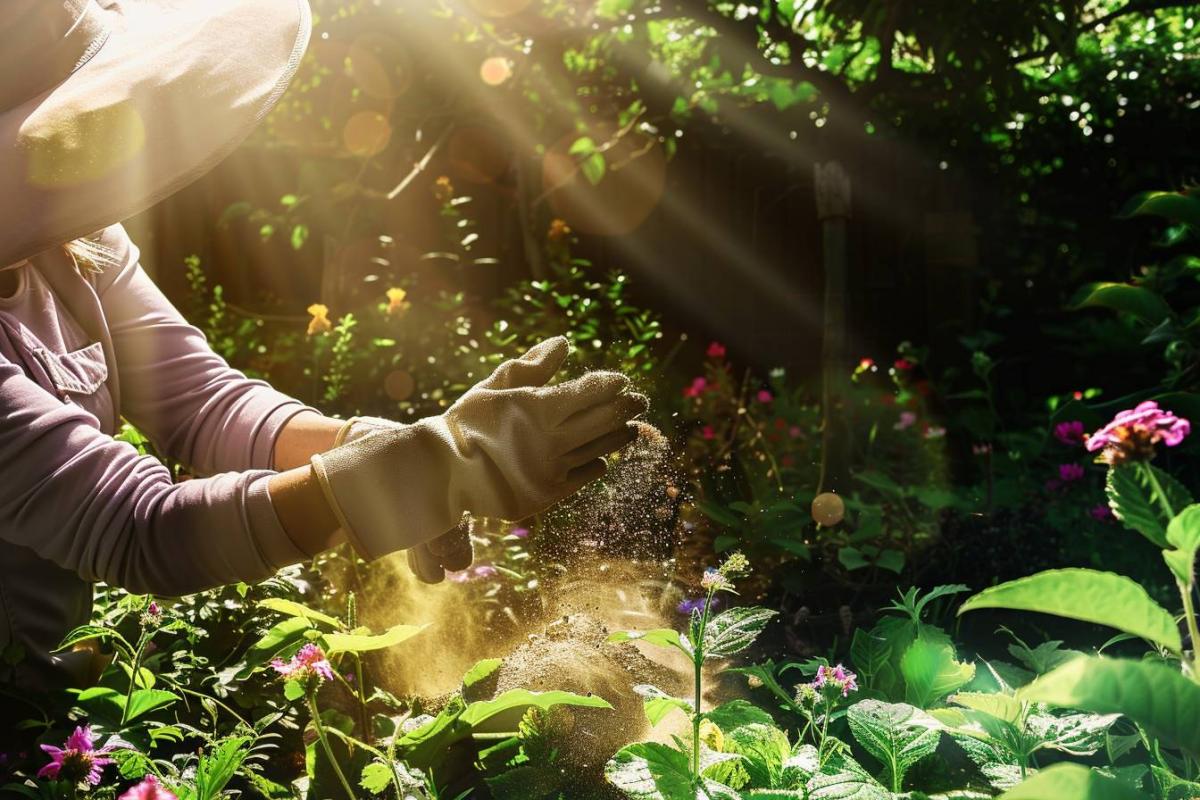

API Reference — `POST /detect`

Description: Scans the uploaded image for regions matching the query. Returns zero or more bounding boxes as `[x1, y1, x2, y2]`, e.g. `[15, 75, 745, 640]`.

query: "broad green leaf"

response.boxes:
[238, 617, 313, 677]
[838, 546, 869, 571]
[609, 628, 691, 656]
[850, 629, 891, 686]
[124, 688, 177, 722]
[1018, 657, 1200, 755]
[580, 153, 606, 185]
[193, 736, 253, 800]
[958, 569, 1181, 654]
[359, 761, 393, 794]
[846, 700, 941, 792]
[257, 598, 340, 628]
[323, 622, 428, 654]
[781, 744, 819, 788]
[806, 751, 890, 800]
[720, 723, 792, 789]
[605, 742, 737, 800]
[900, 634, 975, 707]
[633, 684, 693, 726]
[1068, 282, 1171, 323]
[462, 658, 503, 695]
[1106, 464, 1193, 548]
[952, 691, 1023, 725]
[1120, 190, 1200, 229]
[283, 679, 305, 701]
[55, 624, 130, 654]
[459, 688, 612, 727]
[743, 792, 806, 799]
[997, 762, 1144, 800]
[704, 607, 779, 658]
[1164, 504, 1200, 586]
[1025, 711, 1121, 756]
[1150, 765, 1200, 800]
[703, 699, 777, 732]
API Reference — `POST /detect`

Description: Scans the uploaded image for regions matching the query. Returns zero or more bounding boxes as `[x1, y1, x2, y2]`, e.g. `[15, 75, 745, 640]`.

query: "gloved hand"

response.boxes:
[335, 417, 473, 584]
[312, 336, 646, 565]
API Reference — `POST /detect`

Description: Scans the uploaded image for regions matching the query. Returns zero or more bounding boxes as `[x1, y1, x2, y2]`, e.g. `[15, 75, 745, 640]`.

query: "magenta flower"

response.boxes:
[1054, 420, 1085, 446]
[894, 358, 914, 371]
[509, 527, 530, 539]
[38, 726, 113, 786]
[1090, 503, 1115, 522]
[119, 775, 179, 800]
[700, 567, 732, 592]
[894, 411, 917, 431]
[706, 342, 726, 359]
[811, 664, 858, 697]
[271, 643, 334, 683]
[1058, 463, 1085, 483]
[702, 425, 716, 440]
[756, 389, 773, 404]
[472, 564, 498, 578]
[683, 377, 708, 398]
[1085, 401, 1191, 464]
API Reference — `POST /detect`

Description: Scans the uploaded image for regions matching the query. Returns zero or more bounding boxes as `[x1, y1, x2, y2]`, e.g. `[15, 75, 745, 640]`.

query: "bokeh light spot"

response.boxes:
[385, 369, 416, 401]
[811, 492, 845, 527]
[347, 34, 412, 99]
[480, 57, 513, 86]
[342, 111, 392, 157]
[467, 0, 533, 18]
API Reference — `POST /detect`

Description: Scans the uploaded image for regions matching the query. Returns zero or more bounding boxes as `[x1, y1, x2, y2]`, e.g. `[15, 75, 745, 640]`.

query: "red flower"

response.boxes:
[706, 342, 726, 359]
[894, 358, 914, 371]
[756, 389, 773, 404]
[683, 377, 708, 398]
[702, 425, 716, 440]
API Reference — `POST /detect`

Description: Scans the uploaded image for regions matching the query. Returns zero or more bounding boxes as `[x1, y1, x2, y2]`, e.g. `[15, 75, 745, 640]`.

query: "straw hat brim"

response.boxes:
[1, 0, 312, 268]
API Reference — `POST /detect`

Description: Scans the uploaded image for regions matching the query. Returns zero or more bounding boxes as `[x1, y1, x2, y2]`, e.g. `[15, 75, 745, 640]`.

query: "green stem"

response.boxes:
[691, 589, 716, 781]
[1141, 464, 1200, 668]
[120, 631, 151, 727]
[816, 699, 831, 766]
[308, 692, 357, 800]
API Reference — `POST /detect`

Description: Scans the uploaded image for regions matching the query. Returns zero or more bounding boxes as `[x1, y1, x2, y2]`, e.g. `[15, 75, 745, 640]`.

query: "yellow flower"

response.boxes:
[547, 218, 571, 242]
[385, 287, 410, 317]
[433, 175, 454, 203]
[306, 303, 332, 336]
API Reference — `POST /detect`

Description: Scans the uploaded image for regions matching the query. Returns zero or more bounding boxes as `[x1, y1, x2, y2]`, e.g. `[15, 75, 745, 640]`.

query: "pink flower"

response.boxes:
[756, 389, 773, 404]
[472, 564, 498, 578]
[119, 775, 179, 800]
[789, 425, 802, 439]
[701, 425, 716, 440]
[1058, 463, 1085, 483]
[683, 377, 708, 399]
[706, 342, 726, 359]
[811, 664, 858, 697]
[700, 567, 731, 592]
[38, 726, 113, 786]
[894, 411, 917, 431]
[1054, 420, 1085, 446]
[1085, 401, 1191, 464]
[1090, 503, 1115, 522]
[271, 643, 334, 684]
[446, 570, 471, 584]
[510, 527, 530, 539]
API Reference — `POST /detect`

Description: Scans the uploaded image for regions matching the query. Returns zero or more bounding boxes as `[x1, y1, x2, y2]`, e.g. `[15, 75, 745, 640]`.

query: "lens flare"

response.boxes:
[479, 56, 513, 86]
[342, 110, 392, 157]
[811, 492, 845, 527]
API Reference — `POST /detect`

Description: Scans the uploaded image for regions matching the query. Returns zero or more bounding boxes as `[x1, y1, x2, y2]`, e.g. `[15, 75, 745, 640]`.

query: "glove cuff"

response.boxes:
[333, 416, 398, 447]
[311, 417, 459, 560]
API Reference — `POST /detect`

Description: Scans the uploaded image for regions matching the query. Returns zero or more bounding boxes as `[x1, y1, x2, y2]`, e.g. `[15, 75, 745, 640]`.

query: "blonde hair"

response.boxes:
[63, 237, 116, 275]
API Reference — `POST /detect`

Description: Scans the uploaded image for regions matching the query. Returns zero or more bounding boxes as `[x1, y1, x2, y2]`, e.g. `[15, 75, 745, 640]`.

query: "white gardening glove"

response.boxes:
[311, 336, 646, 563]
[336, 417, 473, 584]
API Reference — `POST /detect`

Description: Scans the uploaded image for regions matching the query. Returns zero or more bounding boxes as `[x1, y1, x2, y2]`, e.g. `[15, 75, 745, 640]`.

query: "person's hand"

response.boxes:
[335, 418, 473, 584]
[311, 336, 646, 566]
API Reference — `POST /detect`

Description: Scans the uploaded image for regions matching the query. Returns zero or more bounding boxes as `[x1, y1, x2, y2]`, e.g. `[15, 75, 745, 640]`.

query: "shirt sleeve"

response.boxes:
[0, 353, 308, 596]
[91, 224, 311, 475]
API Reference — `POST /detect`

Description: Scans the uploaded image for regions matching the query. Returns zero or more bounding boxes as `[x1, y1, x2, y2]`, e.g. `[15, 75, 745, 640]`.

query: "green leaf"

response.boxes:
[634, 684, 693, 726]
[704, 607, 779, 658]
[900, 634, 975, 707]
[323, 622, 428, 654]
[1165, 504, 1200, 586]
[283, 679, 305, 701]
[609, 628, 691, 656]
[720, 723, 792, 789]
[1106, 463, 1193, 548]
[850, 629, 891, 687]
[459, 689, 612, 728]
[581, 153, 606, 185]
[359, 761, 393, 794]
[958, 568, 1181, 654]
[257, 598, 341, 628]
[1120, 190, 1200, 229]
[875, 549, 905, 574]
[806, 751, 890, 799]
[462, 658, 503, 693]
[1018, 657, 1200, 755]
[124, 689, 178, 722]
[1024, 711, 1121, 756]
[846, 700, 941, 792]
[193, 736, 253, 800]
[605, 742, 738, 800]
[703, 699, 777, 732]
[838, 547, 869, 571]
[1069, 282, 1171, 324]
[238, 617, 313, 678]
[55, 624, 127, 654]
[997, 763, 1145, 800]
[952, 691, 1024, 725]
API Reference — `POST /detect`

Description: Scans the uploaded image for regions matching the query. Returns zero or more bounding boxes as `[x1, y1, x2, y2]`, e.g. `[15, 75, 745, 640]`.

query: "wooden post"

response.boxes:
[815, 161, 852, 495]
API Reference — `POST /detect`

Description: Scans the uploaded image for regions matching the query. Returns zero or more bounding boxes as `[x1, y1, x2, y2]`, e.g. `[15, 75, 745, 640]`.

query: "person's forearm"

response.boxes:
[272, 410, 344, 470]
[268, 465, 344, 555]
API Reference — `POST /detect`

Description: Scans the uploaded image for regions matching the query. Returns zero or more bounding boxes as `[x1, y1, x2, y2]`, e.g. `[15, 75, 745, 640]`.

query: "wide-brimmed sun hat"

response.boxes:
[0, 0, 312, 268]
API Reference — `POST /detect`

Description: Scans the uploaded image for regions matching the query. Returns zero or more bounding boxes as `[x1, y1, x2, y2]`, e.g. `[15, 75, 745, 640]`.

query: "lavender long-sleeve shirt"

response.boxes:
[0, 224, 311, 684]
